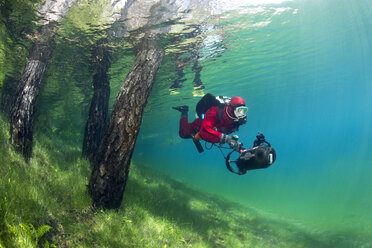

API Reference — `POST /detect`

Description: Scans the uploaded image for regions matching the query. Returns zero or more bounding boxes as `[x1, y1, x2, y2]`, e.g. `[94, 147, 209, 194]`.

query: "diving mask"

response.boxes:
[234, 106, 248, 118]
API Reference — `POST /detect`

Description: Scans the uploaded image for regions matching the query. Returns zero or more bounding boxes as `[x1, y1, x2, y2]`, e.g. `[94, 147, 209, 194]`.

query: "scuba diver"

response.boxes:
[173, 93, 248, 152]
[173, 93, 276, 175]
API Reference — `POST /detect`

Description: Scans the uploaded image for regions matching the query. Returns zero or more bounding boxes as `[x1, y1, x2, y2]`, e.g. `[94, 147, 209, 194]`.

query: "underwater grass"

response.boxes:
[0, 114, 368, 248]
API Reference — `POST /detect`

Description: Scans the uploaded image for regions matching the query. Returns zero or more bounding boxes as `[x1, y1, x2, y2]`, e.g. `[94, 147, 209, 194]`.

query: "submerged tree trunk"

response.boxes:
[8, 0, 77, 159]
[82, 40, 111, 161]
[89, 39, 164, 209]
[10, 22, 57, 159]
[0, 75, 20, 118]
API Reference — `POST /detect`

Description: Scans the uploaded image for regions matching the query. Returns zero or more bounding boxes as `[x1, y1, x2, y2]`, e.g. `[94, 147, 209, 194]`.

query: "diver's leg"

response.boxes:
[173, 105, 192, 138]
[179, 117, 193, 138]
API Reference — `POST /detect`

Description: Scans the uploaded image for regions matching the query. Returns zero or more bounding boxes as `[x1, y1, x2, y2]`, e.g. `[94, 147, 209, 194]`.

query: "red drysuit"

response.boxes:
[178, 106, 240, 143]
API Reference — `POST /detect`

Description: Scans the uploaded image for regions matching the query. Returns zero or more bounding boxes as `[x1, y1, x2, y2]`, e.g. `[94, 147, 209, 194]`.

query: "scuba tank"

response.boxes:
[196, 93, 228, 119]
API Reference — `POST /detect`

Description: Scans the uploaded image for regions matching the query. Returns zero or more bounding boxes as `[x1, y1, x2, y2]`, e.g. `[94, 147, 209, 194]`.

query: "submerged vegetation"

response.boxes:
[0, 115, 353, 248]
[2, 0, 372, 247]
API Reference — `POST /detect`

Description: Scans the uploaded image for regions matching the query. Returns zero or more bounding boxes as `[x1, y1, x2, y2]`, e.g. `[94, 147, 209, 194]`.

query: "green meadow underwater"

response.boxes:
[1, 0, 372, 247]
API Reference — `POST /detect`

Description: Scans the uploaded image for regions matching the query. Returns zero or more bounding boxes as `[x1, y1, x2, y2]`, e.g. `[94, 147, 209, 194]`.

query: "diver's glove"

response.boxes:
[220, 134, 242, 151]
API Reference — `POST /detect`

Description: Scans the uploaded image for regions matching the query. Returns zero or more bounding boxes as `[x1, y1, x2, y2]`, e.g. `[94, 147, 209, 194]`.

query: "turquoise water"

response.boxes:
[27, 0, 372, 245]
[133, 0, 372, 243]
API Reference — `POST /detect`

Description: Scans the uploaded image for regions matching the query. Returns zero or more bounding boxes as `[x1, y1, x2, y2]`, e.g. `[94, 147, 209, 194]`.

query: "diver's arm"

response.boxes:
[199, 107, 223, 143]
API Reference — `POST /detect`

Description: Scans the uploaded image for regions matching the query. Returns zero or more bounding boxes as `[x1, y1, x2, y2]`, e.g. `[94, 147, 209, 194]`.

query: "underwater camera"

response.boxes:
[226, 133, 276, 175]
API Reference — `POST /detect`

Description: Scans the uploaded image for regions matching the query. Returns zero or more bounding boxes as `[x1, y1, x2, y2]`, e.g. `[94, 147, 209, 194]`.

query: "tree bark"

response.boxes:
[82, 40, 111, 161]
[0, 75, 20, 118]
[89, 39, 164, 209]
[9, 22, 57, 159]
